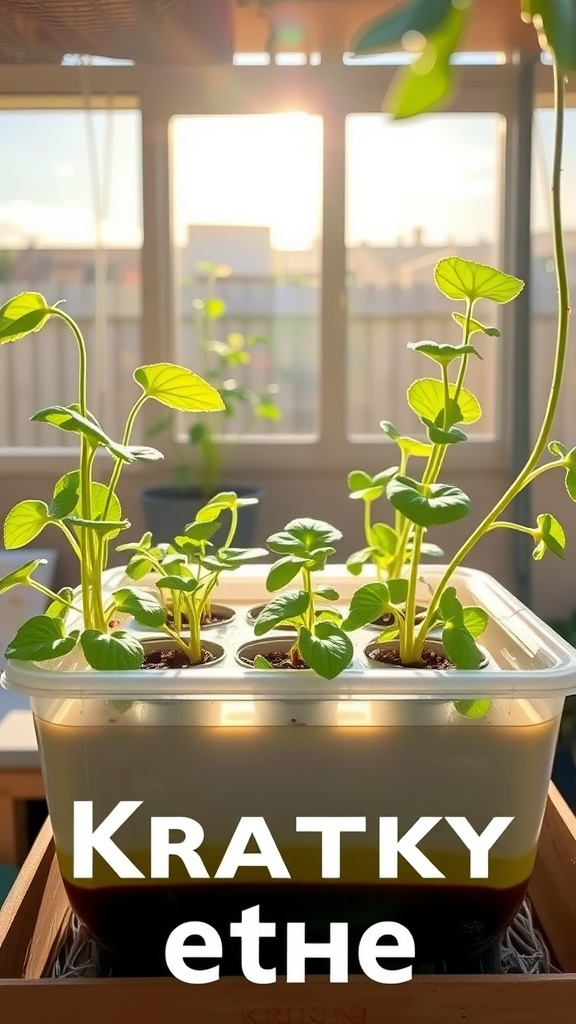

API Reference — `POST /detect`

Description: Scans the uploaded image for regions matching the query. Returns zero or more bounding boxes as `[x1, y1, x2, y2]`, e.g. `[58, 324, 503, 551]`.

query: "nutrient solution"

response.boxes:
[34, 696, 559, 975]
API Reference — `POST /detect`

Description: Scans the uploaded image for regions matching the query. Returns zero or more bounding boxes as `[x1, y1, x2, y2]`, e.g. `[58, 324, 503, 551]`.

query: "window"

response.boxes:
[171, 113, 323, 440]
[0, 105, 142, 452]
[345, 113, 503, 442]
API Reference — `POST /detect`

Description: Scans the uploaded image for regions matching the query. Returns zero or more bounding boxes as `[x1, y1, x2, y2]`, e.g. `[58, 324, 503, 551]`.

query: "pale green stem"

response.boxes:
[401, 525, 423, 662]
[102, 393, 148, 520]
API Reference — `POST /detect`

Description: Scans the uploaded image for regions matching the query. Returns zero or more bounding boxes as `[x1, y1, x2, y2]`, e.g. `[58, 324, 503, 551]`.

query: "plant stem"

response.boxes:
[401, 525, 423, 662]
[416, 62, 569, 648]
[102, 393, 148, 519]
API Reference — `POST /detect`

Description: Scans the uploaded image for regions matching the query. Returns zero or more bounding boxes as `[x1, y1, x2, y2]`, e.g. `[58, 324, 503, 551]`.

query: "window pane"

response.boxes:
[0, 108, 142, 450]
[345, 113, 503, 441]
[171, 113, 322, 439]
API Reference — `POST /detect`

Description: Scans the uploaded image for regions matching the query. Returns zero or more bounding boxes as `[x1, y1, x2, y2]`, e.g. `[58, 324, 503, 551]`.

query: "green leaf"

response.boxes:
[52, 472, 124, 540]
[194, 491, 257, 523]
[410, 341, 481, 366]
[407, 378, 481, 425]
[387, 476, 470, 527]
[4, 500, 50, 548]
[351, 0, 455, 53]
[134, 363, 224, 412]
[387, 578, 409, 605]
[422, 417, 467, 446]
[346, 547, 376, 575]
[380, 421, 432, 458]
[314, 586, 340, 601]
[349, 485, 386, 502]
[266, 556, 308, 592]
[523, 0, 576, 71]
[453, 699, 491, 719]
[156, 576, 199, 594]
[385, 2, 468, 119]
[112, 587, 167, 628]
[0, 292, 51, 343]
[442, 622, 484, 669]
[267, 519, 342, 556]
[254, 654, 274, 669]
[253, 591, 310, 635]
[315, 609, 344, 627]
[452, 312, 500, 338]
[5, 616, 79, 662]
[0, 557, 47, 595]
[348, 470, 377, 492]
[462, 607, 489, 638]
[343, 582, 392, 631]
[435, 258, 524, 304]
[566, 467, 576, 501]
[376, 623, 400, 643]
[533, 513, 566, 560]
[438, 586, 463, 624]
[80, 630, 144, 671]
[217, 547, 267, 566]
[125, 553, 156, 581]
[298, 623, 353, 680]
[45, 587, 75, 620]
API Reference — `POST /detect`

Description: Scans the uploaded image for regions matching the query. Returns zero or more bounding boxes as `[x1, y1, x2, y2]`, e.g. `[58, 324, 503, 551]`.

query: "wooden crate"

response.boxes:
[1, 784, 576, 1024]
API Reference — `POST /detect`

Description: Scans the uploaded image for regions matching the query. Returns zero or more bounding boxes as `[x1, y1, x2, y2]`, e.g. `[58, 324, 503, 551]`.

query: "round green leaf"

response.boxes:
[156, 576, 199, 594]
[80, 630, 144, 671]
[266, 556, 308, 592]
[0, 292, 51, 343]
[133, 363, 224, 412]
[442, 623, 483, 669]
[298, 623, 353, 680]
[45, 588, 75, 620]
[462, 606, 489, 638]
[254, 591, 310, 635]
[422, 417, 467, 446]
[3, 500, 49, 548]
[407, 378, 481, 425]
[346, 548, 376, 576]
[267, 519, 342, 556]
[112, 587, 167, 628]
[348, 470, 373, 493]
[5, 616, 79, 662]
[387, 476, 470, 527]
[435, 257, 524, 304]
[343, 583, 392, 631]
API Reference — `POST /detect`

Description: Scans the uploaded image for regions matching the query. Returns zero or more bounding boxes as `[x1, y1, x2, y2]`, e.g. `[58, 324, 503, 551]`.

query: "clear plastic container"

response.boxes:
[3, 566, 576, 974]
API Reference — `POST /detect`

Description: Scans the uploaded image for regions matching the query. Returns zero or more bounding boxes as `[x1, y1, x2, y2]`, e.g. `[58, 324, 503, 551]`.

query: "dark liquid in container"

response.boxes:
[63, 878, 529, 976]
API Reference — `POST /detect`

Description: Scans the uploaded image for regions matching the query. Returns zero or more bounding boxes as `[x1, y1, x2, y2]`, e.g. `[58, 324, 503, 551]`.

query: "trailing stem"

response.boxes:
[416, 62, 569, 654]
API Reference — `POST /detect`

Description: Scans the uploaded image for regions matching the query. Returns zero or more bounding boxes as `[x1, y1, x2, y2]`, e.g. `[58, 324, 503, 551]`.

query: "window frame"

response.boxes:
[0, 60, 543, 475]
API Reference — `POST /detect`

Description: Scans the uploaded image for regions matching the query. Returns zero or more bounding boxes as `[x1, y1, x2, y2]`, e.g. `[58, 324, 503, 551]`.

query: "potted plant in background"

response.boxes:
[140, 261, 281, 547]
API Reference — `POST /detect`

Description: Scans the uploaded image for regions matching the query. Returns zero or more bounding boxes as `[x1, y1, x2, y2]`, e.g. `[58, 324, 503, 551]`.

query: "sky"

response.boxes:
[0, 107, 574, 252]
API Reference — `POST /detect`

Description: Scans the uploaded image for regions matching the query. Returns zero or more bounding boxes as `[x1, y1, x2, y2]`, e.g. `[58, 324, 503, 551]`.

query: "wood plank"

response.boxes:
[3, 975, 576, 1024]
[529, 783, 576, 972]
[23, 852, 72, 980]
[0, 819, 53, 978]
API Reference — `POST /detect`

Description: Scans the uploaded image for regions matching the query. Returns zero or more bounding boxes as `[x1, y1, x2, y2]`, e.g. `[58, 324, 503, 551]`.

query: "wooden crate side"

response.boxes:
[3, 975, 576, 1024]
[529, 783, 576, 972]
[0, 819, 53, 978]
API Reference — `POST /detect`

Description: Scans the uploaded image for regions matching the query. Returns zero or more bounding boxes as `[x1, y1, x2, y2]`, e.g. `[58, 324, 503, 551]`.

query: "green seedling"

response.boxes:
[117, 491, 267, 664]
[253, 518, 353, 680]
[0, 292, 224, 670]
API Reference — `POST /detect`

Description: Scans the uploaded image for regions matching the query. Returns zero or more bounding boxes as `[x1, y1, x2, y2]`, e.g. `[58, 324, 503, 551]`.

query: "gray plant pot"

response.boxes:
[140, 484, 263, 546]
